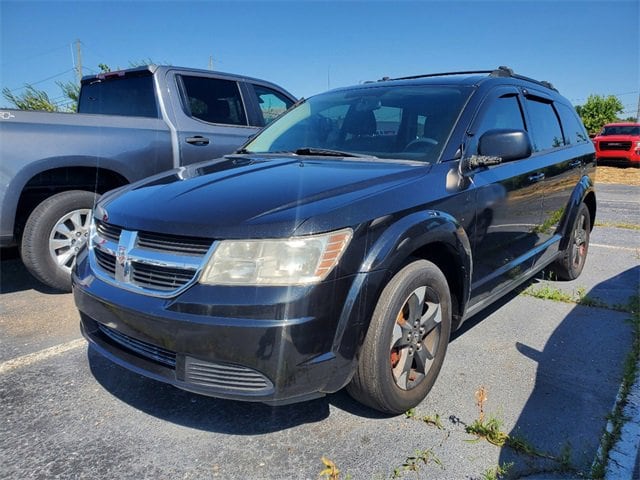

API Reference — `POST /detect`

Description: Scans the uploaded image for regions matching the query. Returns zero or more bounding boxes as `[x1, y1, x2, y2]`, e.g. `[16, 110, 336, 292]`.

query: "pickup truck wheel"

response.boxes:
[347, 260, 452, 414]
[553, 202, 590, 280]
[21, 190, 98, 292]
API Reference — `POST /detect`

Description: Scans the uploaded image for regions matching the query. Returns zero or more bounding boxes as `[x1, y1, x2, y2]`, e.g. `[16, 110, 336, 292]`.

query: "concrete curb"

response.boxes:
[604, 359, 640, 479]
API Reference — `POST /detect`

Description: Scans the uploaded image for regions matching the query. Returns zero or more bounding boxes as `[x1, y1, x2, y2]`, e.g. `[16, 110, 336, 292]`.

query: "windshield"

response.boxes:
[243, 84, 471, 163]
[601, 125, 640, 136]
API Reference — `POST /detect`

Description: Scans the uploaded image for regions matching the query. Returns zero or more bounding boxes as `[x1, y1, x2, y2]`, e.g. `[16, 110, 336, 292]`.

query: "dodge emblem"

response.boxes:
[117, 245, 127, 266]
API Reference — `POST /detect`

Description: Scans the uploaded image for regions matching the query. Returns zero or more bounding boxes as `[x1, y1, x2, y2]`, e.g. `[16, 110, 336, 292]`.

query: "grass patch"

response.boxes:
[594, 221, 640, 230]
[591, 294, 640, 478]
[522, 284, 608, 308]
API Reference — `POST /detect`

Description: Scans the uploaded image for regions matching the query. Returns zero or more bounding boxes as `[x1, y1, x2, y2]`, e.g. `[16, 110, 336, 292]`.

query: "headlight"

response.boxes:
[200, 228, 353, 286]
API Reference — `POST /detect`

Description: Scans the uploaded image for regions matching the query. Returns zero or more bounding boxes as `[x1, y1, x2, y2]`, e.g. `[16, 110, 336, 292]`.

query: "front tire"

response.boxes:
[347, 260, 452, 414]
[21, 190, 98, 292]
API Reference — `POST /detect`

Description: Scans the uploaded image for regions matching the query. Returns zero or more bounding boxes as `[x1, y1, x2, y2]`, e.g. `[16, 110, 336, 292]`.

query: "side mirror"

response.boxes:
[479, 129, 532, 162]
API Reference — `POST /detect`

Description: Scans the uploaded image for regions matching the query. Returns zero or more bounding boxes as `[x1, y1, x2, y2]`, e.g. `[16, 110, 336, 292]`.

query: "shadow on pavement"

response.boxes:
[498, 266, 639, 476]
[0, 250, 62, 295]
[87, 347, 389, 434]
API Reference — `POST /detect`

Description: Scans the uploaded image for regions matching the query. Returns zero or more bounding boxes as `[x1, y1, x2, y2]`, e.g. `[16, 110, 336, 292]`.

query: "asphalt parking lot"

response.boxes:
[1, 183, 638, 480]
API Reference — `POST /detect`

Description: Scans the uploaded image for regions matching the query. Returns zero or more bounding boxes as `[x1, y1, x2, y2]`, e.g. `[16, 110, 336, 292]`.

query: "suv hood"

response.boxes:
[98, 155, 429, 238]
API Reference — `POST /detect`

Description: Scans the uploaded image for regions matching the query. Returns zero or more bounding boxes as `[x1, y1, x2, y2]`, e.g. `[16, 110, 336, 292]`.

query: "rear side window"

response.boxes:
[555, 103, 589, 144]
[252, 85, 294, 125]
[78, 74, 159, 118]
[525, 97, 564, 151]
[180, 76, 247, 126]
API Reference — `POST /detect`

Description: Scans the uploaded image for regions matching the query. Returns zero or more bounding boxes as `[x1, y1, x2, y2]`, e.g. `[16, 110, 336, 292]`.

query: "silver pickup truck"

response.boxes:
[0, 65, 295, 291]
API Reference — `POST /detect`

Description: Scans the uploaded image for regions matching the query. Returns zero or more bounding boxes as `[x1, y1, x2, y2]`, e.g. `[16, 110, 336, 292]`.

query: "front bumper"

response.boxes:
[596, 148, 640, 165]
[73, 249, 385, 405]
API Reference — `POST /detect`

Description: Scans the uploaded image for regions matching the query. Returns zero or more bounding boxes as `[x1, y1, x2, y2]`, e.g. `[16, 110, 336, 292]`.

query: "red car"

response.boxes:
[593, 122, 640, 166]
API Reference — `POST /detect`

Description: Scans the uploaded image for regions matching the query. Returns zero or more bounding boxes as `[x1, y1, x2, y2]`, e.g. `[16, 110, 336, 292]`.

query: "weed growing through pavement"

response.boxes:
[319, 456, 347, 480]
[405, 408, 444, 429]
[480, 462, 513, 480]
[465, 386, 577, 472]
[391, 448, 443, 478]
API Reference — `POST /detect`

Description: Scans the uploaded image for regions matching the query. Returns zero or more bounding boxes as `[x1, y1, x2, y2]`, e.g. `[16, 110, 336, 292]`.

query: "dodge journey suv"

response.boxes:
[74, 66, 596, 414]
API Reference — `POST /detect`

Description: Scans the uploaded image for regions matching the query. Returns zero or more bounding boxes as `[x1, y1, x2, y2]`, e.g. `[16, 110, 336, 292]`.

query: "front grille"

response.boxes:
[185, 357, 273, 393]
[601, 141, 632, 151]
[91, 221, 213, 296]
[98, 323, 176, 368]
[137, 231, 211, 255]
[96, 221, 122, 242]
[131, 262, 196, 291]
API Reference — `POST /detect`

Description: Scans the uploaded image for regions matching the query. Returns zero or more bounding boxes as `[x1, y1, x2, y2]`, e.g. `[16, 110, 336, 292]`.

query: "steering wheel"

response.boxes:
[403, 138, 439, 152]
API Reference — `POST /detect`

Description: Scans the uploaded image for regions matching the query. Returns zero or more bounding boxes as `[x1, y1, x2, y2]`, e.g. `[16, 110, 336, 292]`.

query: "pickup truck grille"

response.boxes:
[600, 141, 632, 151]
[90, 221, 213, 296]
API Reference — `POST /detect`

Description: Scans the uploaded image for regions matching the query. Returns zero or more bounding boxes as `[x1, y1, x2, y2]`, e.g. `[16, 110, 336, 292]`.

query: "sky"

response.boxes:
[0, 0, 638, 116]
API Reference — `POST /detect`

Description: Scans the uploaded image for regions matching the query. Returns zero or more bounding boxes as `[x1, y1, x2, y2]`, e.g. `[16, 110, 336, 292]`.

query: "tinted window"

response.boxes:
[525, 98, 564, 151]
[253, 85, 294, 125]
[78, 74, 158, 118]
[181, 76, 247, 126]
[555, 103, 589, 144]
[601, 125, 640, 136]
[475, 94, 525, 135]
[244, 85, 471, 163]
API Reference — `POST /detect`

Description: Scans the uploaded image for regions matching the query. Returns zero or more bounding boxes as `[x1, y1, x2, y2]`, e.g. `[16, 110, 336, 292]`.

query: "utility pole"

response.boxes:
[208, 55, 213, 71]
[75, 39, 82, 83]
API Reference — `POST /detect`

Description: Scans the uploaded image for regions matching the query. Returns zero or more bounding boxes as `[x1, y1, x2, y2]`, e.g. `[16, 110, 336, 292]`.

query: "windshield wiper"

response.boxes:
[294, 147, 377, 158]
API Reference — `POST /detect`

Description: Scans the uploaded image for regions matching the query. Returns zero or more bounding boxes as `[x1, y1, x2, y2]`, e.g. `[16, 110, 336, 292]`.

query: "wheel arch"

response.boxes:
[558, 175, 596, 252]
[13, 165, 129, 240]
[328, 210, 472, 383]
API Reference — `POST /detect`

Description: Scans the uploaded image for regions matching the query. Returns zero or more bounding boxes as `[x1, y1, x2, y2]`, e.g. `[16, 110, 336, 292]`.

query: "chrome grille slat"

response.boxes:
[91, 221, 213, 296]
[94, 249, 116, 274]
[137, 231, 211, 255]
[98, 324, 176, 368]
[96, 221, 122, 242]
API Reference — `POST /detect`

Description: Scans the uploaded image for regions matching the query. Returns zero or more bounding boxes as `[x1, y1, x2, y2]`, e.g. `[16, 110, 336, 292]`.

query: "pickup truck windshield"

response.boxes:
[244, 85, 471, 162]
[601, 125, 640, 136]
[78, 73, 159, 118]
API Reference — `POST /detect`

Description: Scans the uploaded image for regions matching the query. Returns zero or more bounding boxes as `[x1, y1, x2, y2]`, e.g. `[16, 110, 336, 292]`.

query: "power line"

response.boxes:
[3, 69, 75, 93]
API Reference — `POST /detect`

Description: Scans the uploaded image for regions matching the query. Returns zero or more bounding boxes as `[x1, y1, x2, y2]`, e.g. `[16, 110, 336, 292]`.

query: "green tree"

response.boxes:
[576, 94, 624, 135]
[56, 80, 80, 111]
[2, 85, 58, 111]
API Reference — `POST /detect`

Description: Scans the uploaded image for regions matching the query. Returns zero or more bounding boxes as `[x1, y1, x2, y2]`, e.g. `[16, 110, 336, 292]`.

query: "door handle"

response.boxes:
[186, 136, 210, 146]
[527, 172, 545, 183]
[569, 160, 582, 168]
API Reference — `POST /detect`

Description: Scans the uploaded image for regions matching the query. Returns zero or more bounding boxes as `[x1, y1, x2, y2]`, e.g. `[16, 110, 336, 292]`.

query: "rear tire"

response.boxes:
[21, 190, 98, 292]
[553, 202, 590, 280]
[347, 260, 452, 414]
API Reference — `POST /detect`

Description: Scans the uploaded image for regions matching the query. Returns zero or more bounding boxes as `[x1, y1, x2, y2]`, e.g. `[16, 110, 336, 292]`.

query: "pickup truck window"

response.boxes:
[78, 74, 159, 118]
[253, 85, 294, 125]
[180, 76, 247, 126]
[525, 97, 564, 151]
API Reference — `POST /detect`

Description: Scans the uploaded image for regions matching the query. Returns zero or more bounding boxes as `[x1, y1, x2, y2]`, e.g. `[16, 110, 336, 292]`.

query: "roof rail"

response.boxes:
[387, 69, 495, 82]
[382, 66, 558, 92]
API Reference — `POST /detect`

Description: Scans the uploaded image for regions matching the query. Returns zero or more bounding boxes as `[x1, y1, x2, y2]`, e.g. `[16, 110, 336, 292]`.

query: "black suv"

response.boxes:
[74, 67, 596, 414]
